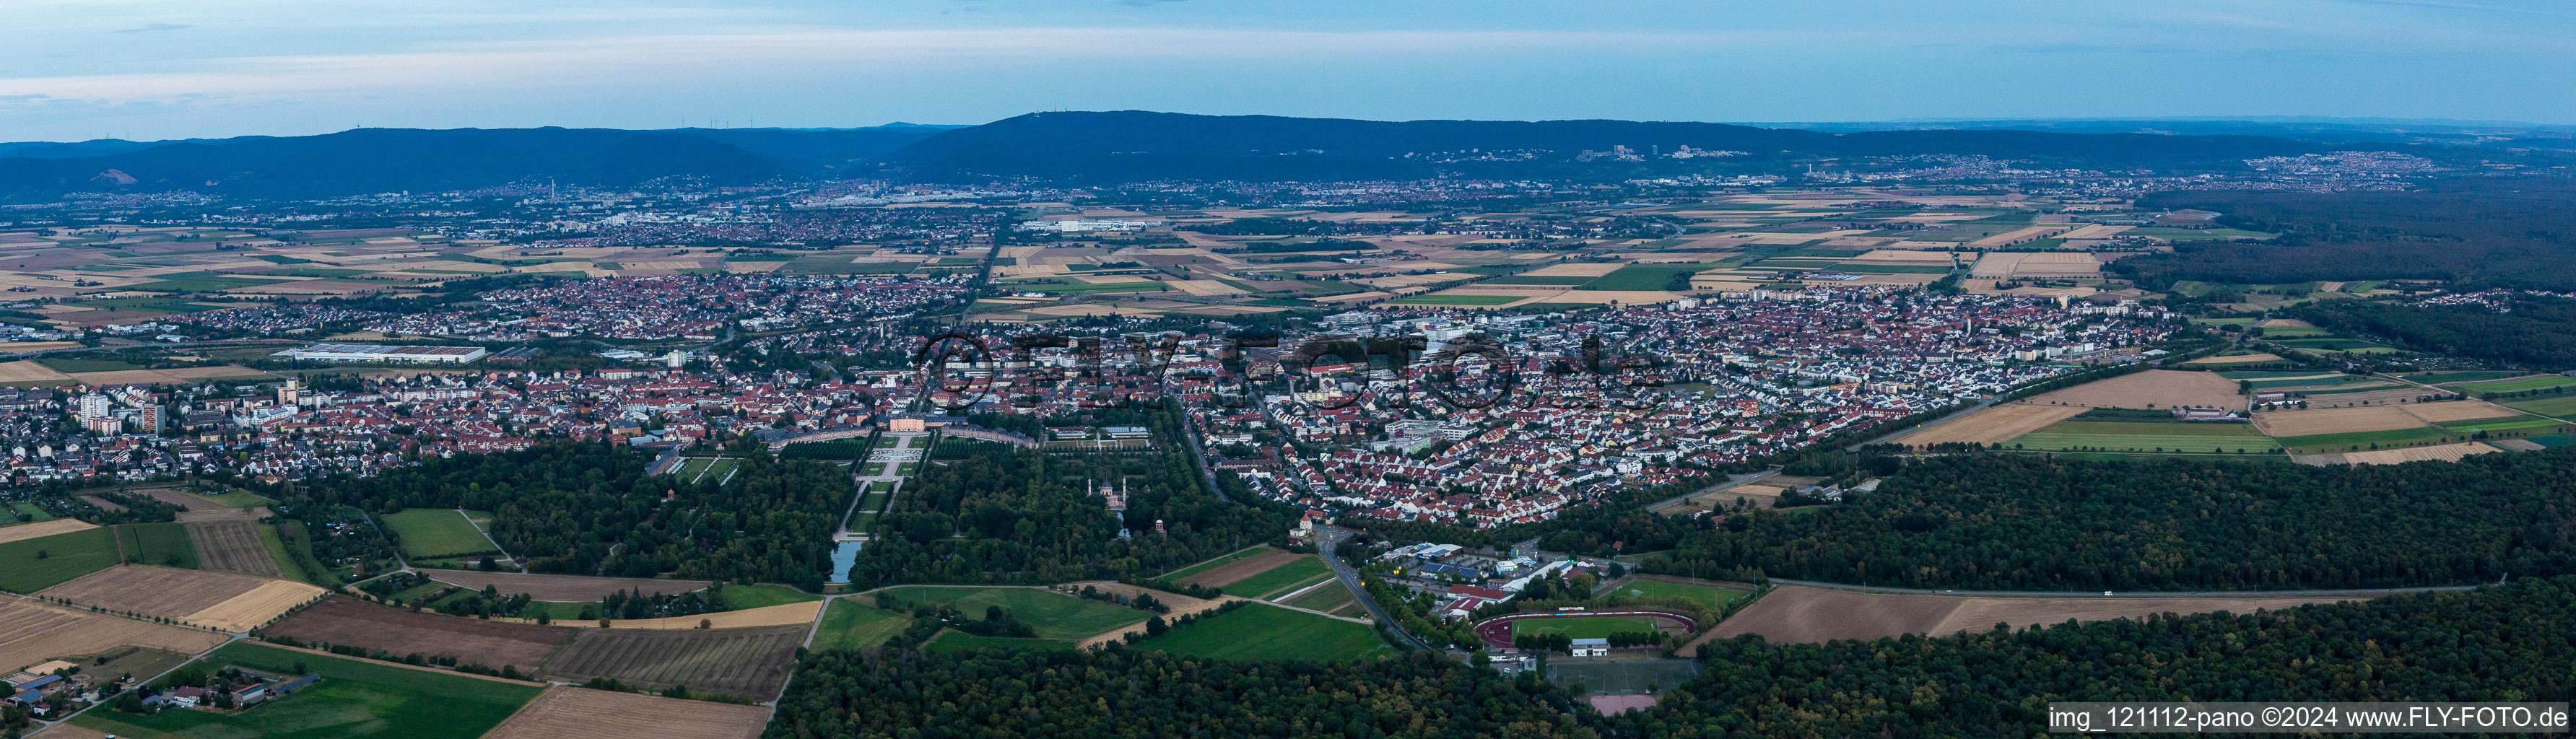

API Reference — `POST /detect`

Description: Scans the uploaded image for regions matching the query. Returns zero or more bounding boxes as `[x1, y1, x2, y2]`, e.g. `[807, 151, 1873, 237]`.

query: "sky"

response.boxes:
[6, 0, 2575, 142]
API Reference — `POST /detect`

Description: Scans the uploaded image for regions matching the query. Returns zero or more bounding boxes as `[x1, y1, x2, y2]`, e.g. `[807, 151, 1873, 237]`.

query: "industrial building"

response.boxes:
[271, 344, 489, 364]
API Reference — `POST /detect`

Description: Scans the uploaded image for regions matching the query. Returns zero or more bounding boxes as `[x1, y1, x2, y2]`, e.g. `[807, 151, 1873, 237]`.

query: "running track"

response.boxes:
[1471, 610, 1697, 651]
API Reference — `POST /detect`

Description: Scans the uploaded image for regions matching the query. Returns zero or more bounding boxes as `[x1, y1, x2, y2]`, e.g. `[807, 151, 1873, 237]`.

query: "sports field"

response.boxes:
[2008, 421, 2281, 454]
[0, 525, 120, 592]
[69, 642, 544, 739]
[813, 598, 913, 652]
[1511, 616, 1657, 639]
[876, 586, 1145, 640]
[380, 509, 493, 559]
[1224, 556, 1333, 599]
[1133, 603, 1388, 662]
[1607, 579, 1752, 610]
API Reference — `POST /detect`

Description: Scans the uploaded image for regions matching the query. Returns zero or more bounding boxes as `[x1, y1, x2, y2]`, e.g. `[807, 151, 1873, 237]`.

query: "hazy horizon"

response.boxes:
[9, 0, 2576, 141]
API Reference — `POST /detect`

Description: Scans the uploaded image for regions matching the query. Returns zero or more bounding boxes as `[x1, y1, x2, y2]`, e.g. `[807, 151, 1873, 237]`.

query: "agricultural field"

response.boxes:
[1133, 603, 1389, 663]
[1221, 556, 1335, 599]
[1387, 293, 1524, 306]
[1891, 403, 2083, 447]
[1277, 580, 1361, 614]
[264, 597, 573, 672]
[2020, 370, 2244, 410]
[923, 631, 1074, 653]
[69, 642, 545, 739]
[874, 586, 1145, 640]
[713, 583, 822, 610]
[380, 508, 495, 559]
[1579, 264, 1703, 291]
[0, 516, 94, 544]
[2453, 375, 2576, 396]
[0, 598, 227, 674]
[2273, 427, 2466, 455]
[2298, 442, 2504, 466]
[1171, 546, 1304, 590]
[484, 686, 770, 739]
[187, 520, 284, 577]
[39, 564, 324, 631]
[1702, 586, 2361, 645]
[120, 520, 200, 569]
[1605, 577, 1754, 611]
[2505, 395, 2576, 418]
[542, 624, 808, 697]
[811, 598, 913, 652]
[2006, 421, 2282, 455]
[0, 524, 119, 592]
[422, 570, 711, 601]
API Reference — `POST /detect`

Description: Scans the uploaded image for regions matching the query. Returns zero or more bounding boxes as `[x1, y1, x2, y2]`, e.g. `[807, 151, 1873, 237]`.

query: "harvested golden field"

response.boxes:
[0, 598, 225, 673]
[1894, 403, 2084, 447]
[185, 579, 328, 631]
[2253, 405, 2431, 437]
[40, 565, 265, 618]
[1967, 227, 2067, 248]
[0, 361, 72, 383]
[2022, 370, 2244, 410]
[2299, 442, 2502, 466]
[1702, 586, 2362, 645]
[1166, 279, 1248, 296]
[485, 686, 769, 739]
[424, 570, 713, 602]
[2401, 400, 2533, 423]
[66, 370, 192, 386]
[0, 517, 96, 545]
[2057, 224, 2132, 240]
[1848, 250, 1956, 263]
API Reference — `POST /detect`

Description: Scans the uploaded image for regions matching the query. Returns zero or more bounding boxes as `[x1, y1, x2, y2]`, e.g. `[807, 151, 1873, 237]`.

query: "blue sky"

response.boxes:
[6, 0, 2574, 141]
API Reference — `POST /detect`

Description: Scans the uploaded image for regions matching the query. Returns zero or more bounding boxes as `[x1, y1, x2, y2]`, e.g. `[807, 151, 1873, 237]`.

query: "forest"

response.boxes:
[762, 648, 1598, 739]
[845, 410, 1295, 585]
[303, 440, 854, 590]
[1642, 451, 2576, 590]
[2112, 182, 2576, 290]
[2294, 294, 2576, 369]
[1615, 577, 2576, 738]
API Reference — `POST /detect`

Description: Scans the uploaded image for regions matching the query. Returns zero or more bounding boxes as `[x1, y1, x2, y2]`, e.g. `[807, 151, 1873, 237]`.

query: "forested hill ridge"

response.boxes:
[1640, 450, 2576, 591]
[879, 110, 2323, 183]
[0, 113, 2337, 201]
[0, 124, 951, 202]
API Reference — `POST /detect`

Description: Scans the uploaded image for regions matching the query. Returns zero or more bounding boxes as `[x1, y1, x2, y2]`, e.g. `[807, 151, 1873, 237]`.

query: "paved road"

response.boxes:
[1766, 577, 2484, 598]
[1312, 525, 1435, 652]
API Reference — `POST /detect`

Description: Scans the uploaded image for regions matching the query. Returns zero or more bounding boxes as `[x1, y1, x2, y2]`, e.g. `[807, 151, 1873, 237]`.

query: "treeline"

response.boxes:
[2295, 294, 2576, 370]
[1642, 451, 2576, 590]
[848, 410, 1294, 585]
[2114, 183, 2576, 290]
[304, 440, 853, 590]
[1615, 577, 2576, 738]
[762, 649, 1597, 739]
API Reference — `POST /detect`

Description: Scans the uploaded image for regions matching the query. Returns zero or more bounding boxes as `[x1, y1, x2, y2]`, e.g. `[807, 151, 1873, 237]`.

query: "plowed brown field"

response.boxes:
[265, 597, 572, 671]
[542, 624, 805, 697]
[484, 686, 769, 739]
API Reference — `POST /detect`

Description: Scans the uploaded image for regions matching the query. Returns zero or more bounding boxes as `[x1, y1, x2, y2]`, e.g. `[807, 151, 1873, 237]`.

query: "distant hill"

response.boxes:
[0, 125, 953, 202]
[880, 110, 2325, 183]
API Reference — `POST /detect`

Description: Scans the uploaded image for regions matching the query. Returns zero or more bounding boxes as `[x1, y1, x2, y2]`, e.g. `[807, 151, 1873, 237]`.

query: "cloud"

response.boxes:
[113, 22, 192, 33]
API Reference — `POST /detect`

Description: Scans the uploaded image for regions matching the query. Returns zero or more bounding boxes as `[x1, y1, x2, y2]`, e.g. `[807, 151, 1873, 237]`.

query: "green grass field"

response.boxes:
[69, 642, 544, 739]
[2009, 421, 2282, 454]
[2216, 370, 2337, 380]
[1606, 580, 1752, 611]
[1580, 265, 1702, 291]
[2437, 418, 2568, 434]
[714, 583, 821, 610]
[1479, 275, 1596, 285]
[1829, 263, 1954, 274]
[380, 510, 493, 559]
[1223, 556, 1333, 599]
[671, 458, 712, 478]
[123, 522, 199, 569]
[1022, 281, 1171, 295]
[7, 502, 51, 522]
[2274, 427, 2460, 454]
[1388, 294, 1523, 306]
[1133, 603, 1388, 662]
[702, 458, 741, 483]
[812, 598, 912, 652]
[876, 586, 1146, 640]
[0, 525, 119, 592]
[922, 631, 1074, 653]
[1162, 546, 1266, 580]
[2406, 371, 2525, 385]
[187, 490, 277, 508]
[1511, 616, 1656, 639]
[2504, 395, 2576, 417]
[2455, 375, 2576, 395]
